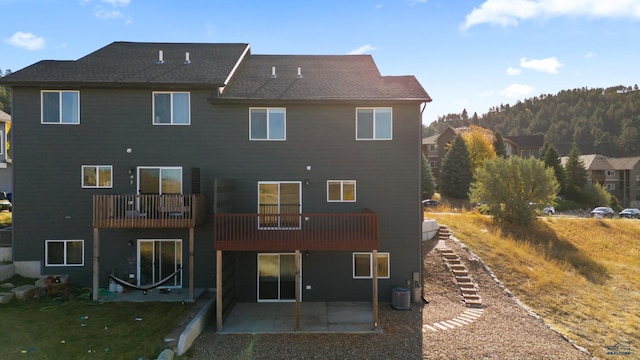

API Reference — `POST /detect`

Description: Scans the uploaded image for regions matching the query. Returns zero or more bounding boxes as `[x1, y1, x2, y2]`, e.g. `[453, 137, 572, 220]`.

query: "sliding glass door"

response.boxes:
[258, 181, 301, 229]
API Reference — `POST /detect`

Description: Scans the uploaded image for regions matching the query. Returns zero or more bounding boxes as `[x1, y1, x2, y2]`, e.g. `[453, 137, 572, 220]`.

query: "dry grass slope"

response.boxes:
[427, 212, 640, 359]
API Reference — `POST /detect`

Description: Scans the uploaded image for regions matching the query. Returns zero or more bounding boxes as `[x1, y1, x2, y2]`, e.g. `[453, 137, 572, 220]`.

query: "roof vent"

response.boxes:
[271, 66, 276, 78]
[184, 52, 190, 64]
[297, 67, 302, 79]
[157, 50, 164, 64]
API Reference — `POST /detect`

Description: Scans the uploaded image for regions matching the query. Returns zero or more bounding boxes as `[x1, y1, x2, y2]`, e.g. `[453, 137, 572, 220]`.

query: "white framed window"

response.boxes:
[356, 107, 392, 140]
[606, 170, 615, 177]
[429, 144, 437, 152]
[606, 183, 615, 191]
[41, 90, 80, 124]
[353, 252, 389, 279]
[45, 240, 84, 266]
[250, 108, 286, 140]
[82, 165, 113, 188]
[153, 92, 190, 125]
[0, 130, 4, 156]
[429, 161, 437, 169]
[327, 180, 356, 202]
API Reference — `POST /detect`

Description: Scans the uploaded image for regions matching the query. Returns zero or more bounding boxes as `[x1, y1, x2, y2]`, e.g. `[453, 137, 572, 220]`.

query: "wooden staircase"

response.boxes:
[435, 226, 483, 308]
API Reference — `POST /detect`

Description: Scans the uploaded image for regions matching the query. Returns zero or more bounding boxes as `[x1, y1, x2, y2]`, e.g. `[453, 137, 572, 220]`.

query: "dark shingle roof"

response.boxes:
[1, 41, 249, 86]
[503, 134, 544, 148]
[1, 42, 430, 101]
[219, 55, 431, 101]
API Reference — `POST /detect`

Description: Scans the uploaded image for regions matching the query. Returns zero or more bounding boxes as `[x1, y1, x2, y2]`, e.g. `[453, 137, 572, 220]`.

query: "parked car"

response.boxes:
[590, 207, 614, 218]
[542, 205, 555, 215]
[422, 199, 441, 210]
[618, 208, 640, 219]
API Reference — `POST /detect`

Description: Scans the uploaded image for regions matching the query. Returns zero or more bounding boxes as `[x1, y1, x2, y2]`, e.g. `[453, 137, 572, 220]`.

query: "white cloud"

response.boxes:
[348, 45, 377, 55]
[93, 0, 132, 23]
[585, 51, 597, 58]
[95, 8, 124, 20]
[4, 32, 45, 51]
[101, 0, 130, 6]
[501, 83, 535, 98]
[520, 57, 562, 74]
[506, 67, 522, 75]
[462, 0, 640, 29]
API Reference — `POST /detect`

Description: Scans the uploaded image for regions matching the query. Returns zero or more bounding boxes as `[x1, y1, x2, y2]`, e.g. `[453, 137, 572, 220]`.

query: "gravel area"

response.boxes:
[184, 235, 591, 359]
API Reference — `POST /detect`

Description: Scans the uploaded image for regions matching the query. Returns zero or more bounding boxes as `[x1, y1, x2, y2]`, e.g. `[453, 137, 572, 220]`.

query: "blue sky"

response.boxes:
[2, 0, 640, 124]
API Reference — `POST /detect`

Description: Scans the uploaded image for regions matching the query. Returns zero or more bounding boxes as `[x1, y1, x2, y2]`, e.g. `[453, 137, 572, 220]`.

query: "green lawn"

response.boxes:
[0, 276, 189, 360]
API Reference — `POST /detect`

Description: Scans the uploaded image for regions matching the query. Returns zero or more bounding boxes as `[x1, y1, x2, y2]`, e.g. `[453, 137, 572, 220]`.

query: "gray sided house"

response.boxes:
[1, 42, 431, 329]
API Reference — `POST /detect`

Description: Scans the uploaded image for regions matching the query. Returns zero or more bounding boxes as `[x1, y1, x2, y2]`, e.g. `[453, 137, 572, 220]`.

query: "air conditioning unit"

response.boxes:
[392, 287, 411, 310]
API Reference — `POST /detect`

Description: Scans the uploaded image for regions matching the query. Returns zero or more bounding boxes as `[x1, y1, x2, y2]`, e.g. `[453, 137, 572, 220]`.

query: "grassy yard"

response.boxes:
[427, 211, 640, 359]
[0, 276, 189, 360]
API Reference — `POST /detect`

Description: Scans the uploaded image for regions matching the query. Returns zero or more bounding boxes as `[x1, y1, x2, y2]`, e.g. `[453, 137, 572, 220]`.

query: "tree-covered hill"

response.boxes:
[425, 85, 640, 157]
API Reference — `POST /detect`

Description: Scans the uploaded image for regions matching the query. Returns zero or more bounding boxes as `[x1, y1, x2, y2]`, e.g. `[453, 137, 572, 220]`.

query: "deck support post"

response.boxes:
[372, 249, 378, 330]
[216, 250, 222, 332]
[189, 227, 195, 300]
[295, 250, 301, 331]
[92, 228, 100, 301]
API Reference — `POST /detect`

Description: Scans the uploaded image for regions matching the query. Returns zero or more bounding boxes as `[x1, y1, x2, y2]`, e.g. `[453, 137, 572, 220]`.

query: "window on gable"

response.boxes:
[356, 107, 392, 140]
[606, 170, 615, 177]
[42, 91, 80, 124]
[250, 108, 286, 140]
[46, 240, 84, 266]
[353, 252, 389, 279]
[82, 165, 113, 188]
[327, 180, 356, 202]
[153, 92, 190, 125]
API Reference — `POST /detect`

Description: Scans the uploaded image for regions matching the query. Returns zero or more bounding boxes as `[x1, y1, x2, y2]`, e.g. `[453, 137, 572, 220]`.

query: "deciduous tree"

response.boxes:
[470, 156, 559, 226]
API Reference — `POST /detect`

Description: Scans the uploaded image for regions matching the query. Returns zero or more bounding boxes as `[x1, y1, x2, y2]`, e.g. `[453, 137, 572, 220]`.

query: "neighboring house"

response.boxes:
[421, 126, 456, 181]
[561, 154, 640, 208]
[0, 110, 11, 196]
[502, 134, 544, 158]
[422, 127, 543, 184]
[0, 42, 431, 330]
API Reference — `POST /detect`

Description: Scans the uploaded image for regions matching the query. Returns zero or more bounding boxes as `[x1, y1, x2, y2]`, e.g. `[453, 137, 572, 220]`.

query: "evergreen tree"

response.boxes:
[564, 142, 588, 202]
[421, 154, 436, 200]
[543, 144, 566, 195]
[493, 131, 507, 158]
[440, 135, 473, 199]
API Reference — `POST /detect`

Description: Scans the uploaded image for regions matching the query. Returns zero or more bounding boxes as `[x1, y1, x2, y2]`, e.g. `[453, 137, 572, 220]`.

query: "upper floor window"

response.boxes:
[429, 161, 437, 169]
[42, 91, 80, 124]
[45, 240, 84, 266]
[606, 183, 615, 191]
[250, 108, 286, 140]
[82, 165, 113, 188]
[429, 144, 437, 152]
[356, 107, 392, 140]
[153, 92, 190, 125]
[327, 180, 356, 202]
[606, 170, 615, 177]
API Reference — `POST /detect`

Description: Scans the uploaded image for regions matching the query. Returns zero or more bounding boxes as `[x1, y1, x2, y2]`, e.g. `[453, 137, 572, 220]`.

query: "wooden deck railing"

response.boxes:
[214, 209, 379, 251]
[93, 194, 206, 228]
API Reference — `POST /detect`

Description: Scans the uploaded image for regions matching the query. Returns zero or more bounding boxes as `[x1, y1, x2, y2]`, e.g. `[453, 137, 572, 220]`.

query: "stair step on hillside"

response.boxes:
[449, 264, 467, 271]
[455, 275, 472, 283]
[463, 294, 482, 302]
[452, 269, 469, 277]
[444, 259, 462, 265]
[441, 253, 459, 259]
[464, 300, 482, 308]
[460, 287, 478, 295]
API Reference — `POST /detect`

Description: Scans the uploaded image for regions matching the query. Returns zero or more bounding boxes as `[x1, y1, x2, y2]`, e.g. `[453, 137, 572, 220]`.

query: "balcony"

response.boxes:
[214, 209, 378, 251]
[93, 194, 206, 229]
